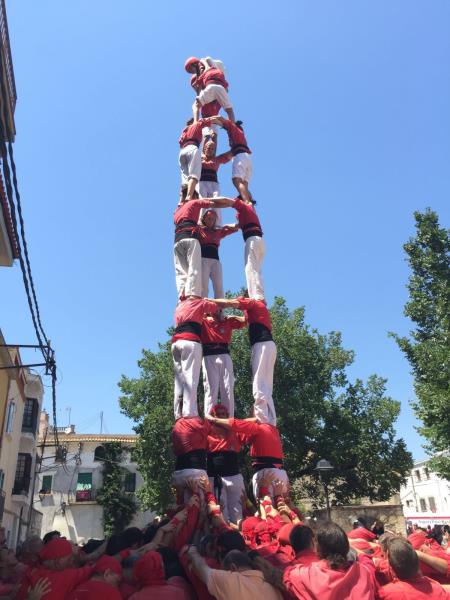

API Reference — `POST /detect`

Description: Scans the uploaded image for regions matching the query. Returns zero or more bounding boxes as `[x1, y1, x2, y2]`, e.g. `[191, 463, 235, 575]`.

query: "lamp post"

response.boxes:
[315, 459, 334, 520]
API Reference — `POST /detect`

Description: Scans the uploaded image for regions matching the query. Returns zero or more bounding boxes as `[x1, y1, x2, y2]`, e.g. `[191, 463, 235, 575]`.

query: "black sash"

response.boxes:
[174, 219, 197, 243]
[232, 144, 251, 156]
[175, 449, 207, 470]
[242, 222, 263, 241]
[200, 168, 218, 183]
[203, 343, 229, 356]
[181, 138, 200, 148]
[207, 451, 239, 477]
[252, 456, 283, 473]
[249, 323, 273, 346]
[174, 321, 202, 337]
[201, 244, 219, 259]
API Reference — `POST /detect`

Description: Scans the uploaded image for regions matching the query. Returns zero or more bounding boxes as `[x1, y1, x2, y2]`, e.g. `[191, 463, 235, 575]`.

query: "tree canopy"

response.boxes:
[392, 209, 450, 477]
[119, 296, 412, 512]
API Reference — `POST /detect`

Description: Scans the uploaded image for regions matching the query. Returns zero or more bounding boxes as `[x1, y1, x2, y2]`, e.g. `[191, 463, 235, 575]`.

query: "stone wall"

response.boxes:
[313, 503, 406, 534]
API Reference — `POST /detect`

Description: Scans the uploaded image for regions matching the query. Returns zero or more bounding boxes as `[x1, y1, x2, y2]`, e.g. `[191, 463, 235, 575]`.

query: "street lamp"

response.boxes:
[315, 459, 334, 520]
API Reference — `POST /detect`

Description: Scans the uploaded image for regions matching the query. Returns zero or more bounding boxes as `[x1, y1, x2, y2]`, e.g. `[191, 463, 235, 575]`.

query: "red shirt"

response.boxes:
[207, 427, 246, 453]
[230, 420, 284, 459]
[292, 549, 320, 568]
[222, 119, 251, 153]
[172, 417, 212, 456]
[201, 316, 246, 345]
[233, 198, 262, 232]
[201, 100, 221, 118]
[198, 68, 229, 90]
[129, 576, 195, 600]
[179, 121, 204, 148]
[174, 199, 213, 227]
[16, 565, 95, 600]
[195, 226, 236, 248]
[237, 297, 272, 331]
[172, 298, 218, 343]
[201, 154, 231, 173]
[68, 580, 122, 600]
[377, 575, 449, 599]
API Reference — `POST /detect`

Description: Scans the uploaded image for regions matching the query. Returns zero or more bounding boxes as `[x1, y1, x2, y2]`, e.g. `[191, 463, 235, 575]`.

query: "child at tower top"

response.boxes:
[185, 56, 235, 123]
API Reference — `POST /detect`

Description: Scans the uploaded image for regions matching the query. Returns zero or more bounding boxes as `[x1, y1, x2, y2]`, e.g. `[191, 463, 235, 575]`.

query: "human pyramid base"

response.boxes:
[8, 55, 450, 600]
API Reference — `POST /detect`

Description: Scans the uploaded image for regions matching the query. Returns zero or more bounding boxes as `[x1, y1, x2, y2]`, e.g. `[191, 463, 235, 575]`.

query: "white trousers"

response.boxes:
[179, 144, 202, 183]
[209, 474, 245, 523]
[245, 235, 266, 300]
[251, 340, 277, 425]
[201, 258, 224, 298]
[232, 152, 253, 183]
[252, 468, 289, 501]
[173, 469, 208, 503]
[198, 84, 232, 110]
[202, 353, 235, 416]
[172, 340, 202, 419]
[198, 182, 221, 225]
[174, 239, 202, 298]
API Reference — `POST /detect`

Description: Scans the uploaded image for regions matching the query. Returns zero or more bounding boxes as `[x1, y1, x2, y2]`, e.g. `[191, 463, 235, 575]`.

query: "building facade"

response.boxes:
[400, 457, 450, 528]
[35, 412, 153, 543]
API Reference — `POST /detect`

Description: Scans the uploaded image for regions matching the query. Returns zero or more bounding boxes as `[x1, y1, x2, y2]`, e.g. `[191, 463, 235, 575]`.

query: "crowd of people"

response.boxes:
[1, 56, 449, 599]
[1, 486, 450, 599]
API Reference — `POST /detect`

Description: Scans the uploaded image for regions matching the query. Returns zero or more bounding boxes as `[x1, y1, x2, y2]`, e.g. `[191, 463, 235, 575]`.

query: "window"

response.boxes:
[406, 500, 413, 508]
[0, 470, 4, 490]
[94, 446, 106, 462]
[424, 467, 430, 480]
[415, 469, 421, 482]
[419, 498, 427, 512]
[5, 402, 16, 434]
[124, 472, 136, 493]
[22, 398, 39, 434]
[429, 497, 437, 512]
[41, 475, 52, 494]
[13, 454, 32, 495]
[76, 473, 92, 501]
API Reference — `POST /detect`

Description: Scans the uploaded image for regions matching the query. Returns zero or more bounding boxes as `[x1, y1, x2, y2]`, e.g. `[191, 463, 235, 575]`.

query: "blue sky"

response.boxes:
[2, 1, 449, 458]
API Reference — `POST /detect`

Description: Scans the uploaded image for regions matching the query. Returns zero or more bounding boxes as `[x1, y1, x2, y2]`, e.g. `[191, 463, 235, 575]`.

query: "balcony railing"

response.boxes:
[68, 488, 98, 504]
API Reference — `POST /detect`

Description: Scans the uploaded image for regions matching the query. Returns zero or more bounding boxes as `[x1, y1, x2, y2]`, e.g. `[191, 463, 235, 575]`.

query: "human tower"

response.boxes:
[170, 56, 289, 524]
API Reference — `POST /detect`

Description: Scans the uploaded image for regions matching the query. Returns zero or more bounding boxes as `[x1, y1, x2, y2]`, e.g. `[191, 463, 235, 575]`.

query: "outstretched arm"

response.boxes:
[208, 197, 235, 208]
[209, 298, 241, 309]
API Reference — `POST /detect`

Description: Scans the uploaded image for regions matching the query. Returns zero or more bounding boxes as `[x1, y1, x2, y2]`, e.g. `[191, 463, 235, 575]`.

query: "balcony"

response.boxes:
[0, 0, 16, 141]
[68, 488, 98, 505]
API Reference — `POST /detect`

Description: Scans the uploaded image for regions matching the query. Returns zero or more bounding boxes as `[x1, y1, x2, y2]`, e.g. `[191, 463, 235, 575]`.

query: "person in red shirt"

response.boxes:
[172, 296, 219, 419]
[16, 538, 95, 600]
[199, 138, 232, 200]
[67, 555, 122, 600]
[196, 210, 239, 298]
[207, 404, 247, 523]
[207, 415, 288, 499]
[173, 188, 233, 299]
[201, 312, 246, 415]
[210, 116, 253, 203]
[378, 537, 449, 599]
[129, 550, 194, 599]
[178, 117, 210, 200]
[185, 56, 235, 123]
[212, 296, 276, 425]
[283, 522, 376, 600]
[171, 417, 211, 496]
[289, 524, 319, 567]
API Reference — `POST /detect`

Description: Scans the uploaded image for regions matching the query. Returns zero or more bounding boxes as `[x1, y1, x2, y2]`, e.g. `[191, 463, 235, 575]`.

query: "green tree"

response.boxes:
[392, 209, 450, 477]
[96, 442, 137, 536]
[119, 296, 412, 511]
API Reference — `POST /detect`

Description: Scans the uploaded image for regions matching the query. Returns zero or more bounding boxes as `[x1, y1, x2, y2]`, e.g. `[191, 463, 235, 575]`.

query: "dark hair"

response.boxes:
[105, 534, 121, 556]
[217, 530, 246, 559]
[444, 525, 450, 534]
[316, 522, 349, 570]
[235, 120, 244, 131]
[289, 525, 314, 553]
[142, 524, 159, 545]
[428, 525, 443, 545]
[378, 532, 397, 554]
[157, 547, 185, 579]
[186, 117, 194, 126]
[42, 531, 61, 545]
[120, 527, 144, 549]
[223, 550, 254, 571]
[82, 539, 104, 554]
[387, 538, 419, 580]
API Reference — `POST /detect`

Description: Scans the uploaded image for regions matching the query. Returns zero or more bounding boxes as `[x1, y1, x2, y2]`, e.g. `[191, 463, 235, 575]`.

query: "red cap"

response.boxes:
[39, 538, 73, 561]
[133, 551, 165, 586]
[184, 56, 200, 73]
[95, 555, 123, 577]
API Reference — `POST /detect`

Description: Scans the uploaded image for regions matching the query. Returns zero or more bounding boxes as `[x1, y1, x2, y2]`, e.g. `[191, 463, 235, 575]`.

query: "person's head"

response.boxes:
[142, 524, 159, 545]
[179, 184, 198, 203]
[428, 525, 443, 545]
[289, 525, 314, 553]
[94, 555, 123, 587]
[39, 538, 75, 570]
[217, 530, 246, 561]
[204, 140, 216, 158]
[42, 530, 61, 545]
[378, 532, 398, 557]
[82, 538, 104, 555]
[184, 56, 201, 75]
[316, 522, 349, 570]
[0, 548, 18, 568]
[223, 550, 254, 572]
[387, 538, 419, 580]
[133, 551, 165, 586]
[185, 117, 194, 127]
[235, 120, 244, 131]
[120, 527, 144, 551]
[210, 404, 229, 420]
[157, 547, 185, 579]
[201, 209, 217, 229]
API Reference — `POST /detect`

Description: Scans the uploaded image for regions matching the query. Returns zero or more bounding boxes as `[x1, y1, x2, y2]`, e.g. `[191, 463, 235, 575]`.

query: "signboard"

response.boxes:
[405, 515, 450, 527]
